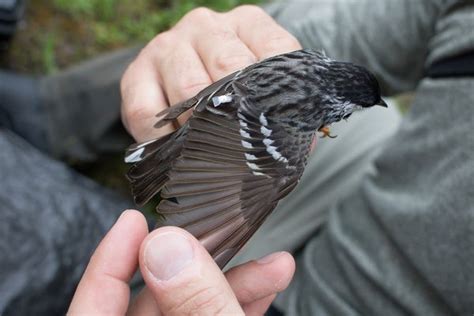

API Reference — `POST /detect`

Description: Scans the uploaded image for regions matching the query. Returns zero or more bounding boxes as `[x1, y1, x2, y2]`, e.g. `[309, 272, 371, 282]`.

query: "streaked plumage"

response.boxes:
[125, 50, 386, 269]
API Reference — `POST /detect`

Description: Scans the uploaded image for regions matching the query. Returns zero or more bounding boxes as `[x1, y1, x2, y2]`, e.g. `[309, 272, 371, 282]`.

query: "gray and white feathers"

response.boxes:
[125, 49, 385, 269]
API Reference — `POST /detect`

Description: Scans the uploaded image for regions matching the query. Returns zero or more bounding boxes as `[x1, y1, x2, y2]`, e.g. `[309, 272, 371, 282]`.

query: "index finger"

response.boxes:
[121, 50, 174, 142]
[228, 5, 301, 60]
[68, 210, 148, 315]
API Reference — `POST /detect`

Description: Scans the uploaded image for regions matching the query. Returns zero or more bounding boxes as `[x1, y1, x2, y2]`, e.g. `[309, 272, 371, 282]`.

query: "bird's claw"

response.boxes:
[318, 126, 337, 138]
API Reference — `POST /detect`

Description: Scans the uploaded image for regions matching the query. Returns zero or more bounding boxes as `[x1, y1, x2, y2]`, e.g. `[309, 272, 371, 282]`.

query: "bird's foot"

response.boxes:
[318, 126, 337, 138]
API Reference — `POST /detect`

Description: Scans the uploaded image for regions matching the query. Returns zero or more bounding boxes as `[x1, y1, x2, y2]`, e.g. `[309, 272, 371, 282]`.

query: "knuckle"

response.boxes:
[120, 74, 137, 111]
[175, 286, 227, 314]
[120, 62, 135, 94]
[122, 95, 154, 125]
[214, 53, 254, 74]
[210, 28, 237, 42]
[123, 107, 154, 139]
[263, 34, 300, 54]
[151, 31, 175, 49]
[235, 286, 254, 303]
[232, 4, 266, 17]
[184, 7, 215, 22]
[176, 77, 209, 99]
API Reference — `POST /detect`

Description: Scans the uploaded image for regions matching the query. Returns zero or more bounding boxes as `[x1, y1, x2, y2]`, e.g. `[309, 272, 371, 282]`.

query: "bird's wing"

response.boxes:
[125, 70, 243, 204]
[234, 82, 314, 180]
[154, 93, 312, 269]
[153, 70, 242, 128]
[126, 127, 188, 205]
[126, 73, 313, 269]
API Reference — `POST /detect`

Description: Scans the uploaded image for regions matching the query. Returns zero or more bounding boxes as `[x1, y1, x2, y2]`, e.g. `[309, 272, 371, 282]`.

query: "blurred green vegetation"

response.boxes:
[2, 0, 260, 74]
[0, 0, 260, 200]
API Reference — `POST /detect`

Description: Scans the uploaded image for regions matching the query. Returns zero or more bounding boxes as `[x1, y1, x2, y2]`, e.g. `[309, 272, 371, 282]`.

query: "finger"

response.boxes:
[226, 251, 295, 304]
[130, 246, 295, 315]
[228, 5, 301, 60]
[128, 287, 160, 316]
[139, 227, 244, 315]
[129, 251, 295, 315]
[243, 294, 276, 316]
[181, 8, 256, 81]
[158, 41, 211, 106]
[68, 210, 148, 315]
[157, 41, 212, 126]
[121, 48, 173, 142]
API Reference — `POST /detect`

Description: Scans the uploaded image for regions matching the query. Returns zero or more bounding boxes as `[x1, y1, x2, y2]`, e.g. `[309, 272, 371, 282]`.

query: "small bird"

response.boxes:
[125, 50, 386, 269]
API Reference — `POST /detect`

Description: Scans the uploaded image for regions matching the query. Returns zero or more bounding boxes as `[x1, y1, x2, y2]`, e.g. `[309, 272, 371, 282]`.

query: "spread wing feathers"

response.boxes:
[125, 132, 174, 164]
[155, 107, 292, 269]
[126, 127, 188, 205]
[126, 78, 310, 269]
[154, 70, 241, 128]
[125, 70, 243, 203]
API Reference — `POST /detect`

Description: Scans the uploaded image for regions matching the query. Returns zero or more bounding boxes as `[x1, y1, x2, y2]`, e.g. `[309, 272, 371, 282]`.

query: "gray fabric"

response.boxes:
[0, 130, 135, 315]
[0, 48, 145, 315]
[250, 0, 474, 314]
[40, 46, 140, 161]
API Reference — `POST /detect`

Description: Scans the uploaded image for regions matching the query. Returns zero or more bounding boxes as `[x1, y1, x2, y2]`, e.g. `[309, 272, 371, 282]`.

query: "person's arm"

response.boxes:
[265, 0, 445, 95]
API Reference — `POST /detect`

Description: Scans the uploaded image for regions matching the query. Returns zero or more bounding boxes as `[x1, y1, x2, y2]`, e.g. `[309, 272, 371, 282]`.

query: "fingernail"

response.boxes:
[257, 252, 285, 264]
[144, 232, 194, 281]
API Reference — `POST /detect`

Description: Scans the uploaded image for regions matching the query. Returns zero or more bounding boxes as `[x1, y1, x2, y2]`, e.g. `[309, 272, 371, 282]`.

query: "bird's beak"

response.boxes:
[376, 99, 388, 107]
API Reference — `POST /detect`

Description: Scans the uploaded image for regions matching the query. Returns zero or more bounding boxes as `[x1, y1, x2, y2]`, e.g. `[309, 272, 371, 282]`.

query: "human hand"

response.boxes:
[68, 210, 295, 315]
[121, 5, 301, 142]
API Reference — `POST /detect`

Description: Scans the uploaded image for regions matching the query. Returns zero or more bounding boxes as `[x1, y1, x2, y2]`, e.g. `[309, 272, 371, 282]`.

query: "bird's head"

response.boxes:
[242, 50, 387, 133]
[307, 54, 387, 126]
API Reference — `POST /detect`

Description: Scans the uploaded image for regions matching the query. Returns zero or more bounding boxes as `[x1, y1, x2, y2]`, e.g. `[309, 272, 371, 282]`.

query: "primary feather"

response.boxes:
[125, 50, 384, 269]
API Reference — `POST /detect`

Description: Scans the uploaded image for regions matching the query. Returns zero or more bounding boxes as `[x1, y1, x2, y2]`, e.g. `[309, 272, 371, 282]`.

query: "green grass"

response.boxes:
[41, 33, 58, 74]
[2, 0, 260, 74]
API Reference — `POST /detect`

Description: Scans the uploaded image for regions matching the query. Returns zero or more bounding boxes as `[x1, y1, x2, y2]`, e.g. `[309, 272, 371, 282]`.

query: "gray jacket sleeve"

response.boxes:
[264, 1, 474, 315]
[265, 0, 453, 95]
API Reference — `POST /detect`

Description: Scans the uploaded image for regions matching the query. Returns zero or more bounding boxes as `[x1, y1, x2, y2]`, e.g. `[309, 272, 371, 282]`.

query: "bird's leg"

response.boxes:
[318, 126, 337, 138]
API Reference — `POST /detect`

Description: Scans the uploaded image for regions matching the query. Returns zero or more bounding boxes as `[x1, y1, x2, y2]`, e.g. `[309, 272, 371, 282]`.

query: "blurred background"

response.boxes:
[0, 0, 261, 197]
[1, 0, 260, 74]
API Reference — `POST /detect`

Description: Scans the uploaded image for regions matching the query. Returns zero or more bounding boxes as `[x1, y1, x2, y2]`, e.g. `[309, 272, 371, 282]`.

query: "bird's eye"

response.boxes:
[343, 113, 352, 120]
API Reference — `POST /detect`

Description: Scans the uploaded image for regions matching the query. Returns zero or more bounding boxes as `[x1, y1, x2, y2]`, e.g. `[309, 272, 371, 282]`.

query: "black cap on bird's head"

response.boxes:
[318, 60, 386, 107]
[303, 52, 388, 126]
[339, 63, 385, 107]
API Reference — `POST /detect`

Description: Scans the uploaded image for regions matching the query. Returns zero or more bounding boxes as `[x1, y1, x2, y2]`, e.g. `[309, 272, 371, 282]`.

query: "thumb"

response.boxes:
[139, 227, 244, 315]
